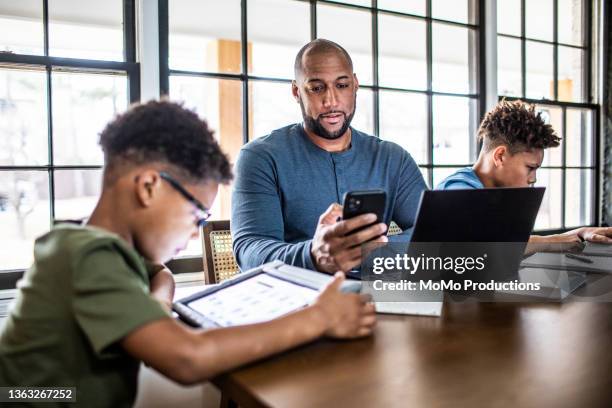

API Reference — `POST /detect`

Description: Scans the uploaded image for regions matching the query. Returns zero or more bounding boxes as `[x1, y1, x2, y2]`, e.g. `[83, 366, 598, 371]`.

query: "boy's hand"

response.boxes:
[314, 272, 376, 339]
[575, 227, 612, 244]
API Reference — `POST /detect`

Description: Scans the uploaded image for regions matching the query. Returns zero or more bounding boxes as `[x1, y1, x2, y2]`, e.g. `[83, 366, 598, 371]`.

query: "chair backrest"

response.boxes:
[53, 218, 85, 226]
[201, 220, 240, 284]
[388, 221, 403, 236]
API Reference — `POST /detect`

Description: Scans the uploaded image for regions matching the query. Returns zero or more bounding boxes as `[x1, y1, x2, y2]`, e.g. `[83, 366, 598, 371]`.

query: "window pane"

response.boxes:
[534, 169, 562, 230]
[171, 228, 203, 258]
[49, 0, 123, 61]
[0, 171, 50, 270]
[251, 81, 302, 139]
[566, 108, 593, 167]
[558, 46, 585, 103]
[432, 24, 476, 94]
[497, 36, 522, 97]
[378, 0, 425, 16]
[378, 14, 427, 90]
[525, 0, 553, 41]
[526, 41, 553, 100]
[352, 87, 375, 136]
[565, 169, 594, 227]
[379, 91, 428, 164]
[419, 167, 431, 188]
[432, 0, 477, 25]
[0, 68, 48, 166]
[248, 0, 310, 79]
[169, 0, 241, 73]
[433, 167, 464, 188]
[0, 0, 44, 55]
[329, 0, 372, 6]
[496, 0, 521, 36]
[317, 4, 373, 85]
[536, 105, 563, 167]
[433, 96, 476, 165]
[54, 169, 102, 220]
[52, 72, 127, 166]
[169, 75, 242, 223]
[558, 0, 584, 46]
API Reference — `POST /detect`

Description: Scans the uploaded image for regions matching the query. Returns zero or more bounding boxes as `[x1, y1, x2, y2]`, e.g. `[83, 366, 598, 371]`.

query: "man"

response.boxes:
[437, 99, 612, 245]
[0, 101, 376, 407]
[232, 39, 427, 274]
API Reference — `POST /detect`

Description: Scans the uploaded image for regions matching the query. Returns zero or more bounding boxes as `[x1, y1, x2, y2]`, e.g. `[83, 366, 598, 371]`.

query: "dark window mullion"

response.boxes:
[426, 0, 434, 187]
[520, 0, 526, 98]
[553, 0, 558, 101]
[123, 0, 136, 63]
[561, 107, 567, 228]
[241, 0, 249, 144]
[310, 0, 317, 40]
[47, 67, 55, 224]
[159, 0, 170, 95]
[42, 0, 54, 225]
[42, 0, 49, 57]
[124, 0, 139, 103]
[585, 0, 592, 103]
[372, 0, 380, 137]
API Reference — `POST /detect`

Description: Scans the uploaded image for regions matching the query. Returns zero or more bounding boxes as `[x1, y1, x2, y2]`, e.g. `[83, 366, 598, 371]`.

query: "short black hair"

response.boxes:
[479, 99, 561, 154]
[99, 100, 232, 185]
[294, 39, 353, 79]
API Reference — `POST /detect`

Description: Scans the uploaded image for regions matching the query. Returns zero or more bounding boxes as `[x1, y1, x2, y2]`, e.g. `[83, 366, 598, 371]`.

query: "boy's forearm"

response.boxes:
[189, 304, 328, 380]
[150, 267, 175, 310]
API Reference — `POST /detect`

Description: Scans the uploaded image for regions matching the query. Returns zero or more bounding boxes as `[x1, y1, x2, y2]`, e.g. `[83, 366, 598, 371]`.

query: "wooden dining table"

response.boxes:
[212, 274, 612, 408]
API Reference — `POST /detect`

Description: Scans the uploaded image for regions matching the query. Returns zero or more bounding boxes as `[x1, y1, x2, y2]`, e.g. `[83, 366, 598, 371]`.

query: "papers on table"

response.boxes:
[521, 251, 612, 274]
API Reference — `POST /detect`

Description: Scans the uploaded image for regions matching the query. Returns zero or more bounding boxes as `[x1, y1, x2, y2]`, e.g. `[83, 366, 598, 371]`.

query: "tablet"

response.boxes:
[173, 260, 362, 328]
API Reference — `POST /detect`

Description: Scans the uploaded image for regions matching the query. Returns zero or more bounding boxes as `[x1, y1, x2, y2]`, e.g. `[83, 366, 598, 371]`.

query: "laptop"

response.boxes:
[371, 187, 545, 315]
[411, 187, 545, 243]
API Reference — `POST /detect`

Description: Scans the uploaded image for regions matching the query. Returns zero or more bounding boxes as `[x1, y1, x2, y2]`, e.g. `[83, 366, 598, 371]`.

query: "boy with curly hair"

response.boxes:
[437, 99, 612, 244]
[0, 101, 375, 407]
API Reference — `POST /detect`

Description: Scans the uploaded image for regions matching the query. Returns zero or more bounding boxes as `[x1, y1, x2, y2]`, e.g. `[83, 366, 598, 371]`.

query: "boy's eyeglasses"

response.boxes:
[159, 172, 212, 227]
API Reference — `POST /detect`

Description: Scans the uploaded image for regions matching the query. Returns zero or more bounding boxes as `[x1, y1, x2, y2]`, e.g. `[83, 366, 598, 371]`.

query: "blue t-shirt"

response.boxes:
[231, 124, 428, 271]
[436, 167, 484, 190]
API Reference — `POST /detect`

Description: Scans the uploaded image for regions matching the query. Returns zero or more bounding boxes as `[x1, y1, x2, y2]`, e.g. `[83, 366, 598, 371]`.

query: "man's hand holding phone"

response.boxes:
[310, 203, 388, 274]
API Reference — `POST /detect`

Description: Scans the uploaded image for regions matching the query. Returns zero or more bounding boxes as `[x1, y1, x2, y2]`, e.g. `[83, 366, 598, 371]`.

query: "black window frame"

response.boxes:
[496, 0, 601, 234]
[0, 0, 140, 283]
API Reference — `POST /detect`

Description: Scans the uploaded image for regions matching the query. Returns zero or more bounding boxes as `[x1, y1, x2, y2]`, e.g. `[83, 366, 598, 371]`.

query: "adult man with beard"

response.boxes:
[231, 39, 427, 274]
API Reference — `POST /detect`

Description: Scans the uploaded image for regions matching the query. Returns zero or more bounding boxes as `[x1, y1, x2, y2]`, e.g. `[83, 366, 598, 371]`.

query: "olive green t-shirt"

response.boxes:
[0, 224, 170, 407]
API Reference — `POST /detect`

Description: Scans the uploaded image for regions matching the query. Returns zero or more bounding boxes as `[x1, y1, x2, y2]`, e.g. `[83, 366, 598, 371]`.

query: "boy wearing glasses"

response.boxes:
[0, 101, 376, 407]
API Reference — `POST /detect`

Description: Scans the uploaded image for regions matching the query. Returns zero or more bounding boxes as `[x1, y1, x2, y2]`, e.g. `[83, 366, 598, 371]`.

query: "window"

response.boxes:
[161, 0, 481, 258]
[0, 0, 138, 272]
[496, 0, 597, 231]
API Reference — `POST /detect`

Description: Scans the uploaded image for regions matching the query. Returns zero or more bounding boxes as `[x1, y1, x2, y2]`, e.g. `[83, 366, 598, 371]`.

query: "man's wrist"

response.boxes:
[307, 240, 320, 271]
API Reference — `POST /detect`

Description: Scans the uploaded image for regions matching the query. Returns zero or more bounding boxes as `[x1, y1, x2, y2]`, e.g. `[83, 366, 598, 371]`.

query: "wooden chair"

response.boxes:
[201, 220, 240, 284]
[388, 221, 403, 236]
[53, 218, 85, 226]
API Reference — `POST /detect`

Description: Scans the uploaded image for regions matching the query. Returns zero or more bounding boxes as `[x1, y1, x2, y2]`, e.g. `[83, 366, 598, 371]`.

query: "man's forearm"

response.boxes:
[234, 237, 316, 271]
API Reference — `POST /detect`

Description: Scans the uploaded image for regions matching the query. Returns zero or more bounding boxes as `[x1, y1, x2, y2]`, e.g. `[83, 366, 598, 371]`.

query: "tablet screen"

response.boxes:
[187, 273, 319, 327]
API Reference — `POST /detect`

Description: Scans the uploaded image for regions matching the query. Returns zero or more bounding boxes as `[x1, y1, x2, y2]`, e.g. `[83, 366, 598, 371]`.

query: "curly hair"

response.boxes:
[479, 99, 561, 154]
[99, 100, 232, 185]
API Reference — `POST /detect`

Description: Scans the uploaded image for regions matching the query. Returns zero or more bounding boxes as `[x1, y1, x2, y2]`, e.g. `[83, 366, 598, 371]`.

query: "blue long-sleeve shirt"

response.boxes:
[231, 124, 428, 271]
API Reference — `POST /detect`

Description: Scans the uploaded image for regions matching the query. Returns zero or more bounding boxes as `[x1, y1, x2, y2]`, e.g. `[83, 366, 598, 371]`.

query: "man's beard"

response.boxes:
[299, 99, 356, 140]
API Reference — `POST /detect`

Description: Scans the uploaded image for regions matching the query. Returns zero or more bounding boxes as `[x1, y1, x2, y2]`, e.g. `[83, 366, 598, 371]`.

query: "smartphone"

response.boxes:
[342, 190, 387, 235]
